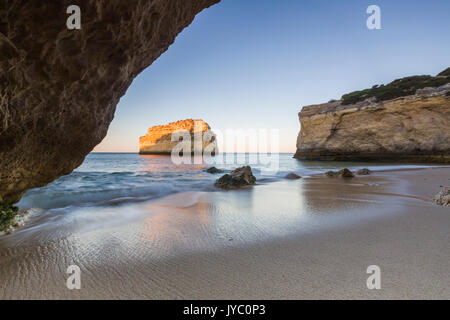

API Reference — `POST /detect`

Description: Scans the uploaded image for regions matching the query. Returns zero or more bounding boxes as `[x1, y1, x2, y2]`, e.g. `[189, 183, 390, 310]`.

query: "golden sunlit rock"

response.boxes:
[139, 119, 217, 155]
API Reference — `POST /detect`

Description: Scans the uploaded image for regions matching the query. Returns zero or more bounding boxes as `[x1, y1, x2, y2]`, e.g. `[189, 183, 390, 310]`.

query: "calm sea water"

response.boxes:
[17, 153, 437, 210]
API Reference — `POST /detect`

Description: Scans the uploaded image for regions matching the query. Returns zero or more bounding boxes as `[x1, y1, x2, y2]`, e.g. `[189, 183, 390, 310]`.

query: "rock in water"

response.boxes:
[356, 168, 371, 175]
[338, 168, 354, 178]
[294, 69, 450, 163]
[285, 173, 302, 179]
[0, 0, 219, 203]
[206, 167, 223, 174]
[324, 168, 354, 178]
[215, 166, 256, 190]
[432, 187, 450, 206]
[139, 119, 217, 155]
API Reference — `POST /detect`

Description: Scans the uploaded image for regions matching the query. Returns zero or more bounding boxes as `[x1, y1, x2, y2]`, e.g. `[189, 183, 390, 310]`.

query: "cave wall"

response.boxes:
[0, 0, 219, 203]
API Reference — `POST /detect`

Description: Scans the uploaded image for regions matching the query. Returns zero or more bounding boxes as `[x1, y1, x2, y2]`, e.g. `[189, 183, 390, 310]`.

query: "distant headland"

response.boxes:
[294, 68, 450, 163]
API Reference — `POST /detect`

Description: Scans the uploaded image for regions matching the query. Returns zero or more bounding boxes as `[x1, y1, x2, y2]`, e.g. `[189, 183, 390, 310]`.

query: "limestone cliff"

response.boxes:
[294, 84, 450, 163]
[0, 0, 219, 203]
[139, 119, 217, 155]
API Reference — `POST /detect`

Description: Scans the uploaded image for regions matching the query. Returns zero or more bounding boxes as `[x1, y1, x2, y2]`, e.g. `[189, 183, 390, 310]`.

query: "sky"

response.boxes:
[93, 0, 450, 153]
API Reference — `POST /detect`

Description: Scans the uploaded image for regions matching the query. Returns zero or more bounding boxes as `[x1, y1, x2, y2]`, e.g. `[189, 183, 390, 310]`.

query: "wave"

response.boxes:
[17, 169, 218, 210]
[18, 183, 178, 210]
[16, 155, 447, 212]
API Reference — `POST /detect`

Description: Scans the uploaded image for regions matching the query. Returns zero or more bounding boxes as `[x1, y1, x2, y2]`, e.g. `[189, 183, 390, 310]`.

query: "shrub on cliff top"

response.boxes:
[0, 203, 18, 232]
[438, 67, 450, 77]
[341, 69, 450, 105]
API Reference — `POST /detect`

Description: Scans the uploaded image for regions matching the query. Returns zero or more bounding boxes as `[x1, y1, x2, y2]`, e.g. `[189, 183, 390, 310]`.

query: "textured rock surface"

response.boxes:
[139, 119, 217, 155]
[285, 173, 301, 180]
[215, 166, 256, 190]
[206, 167, 223, 174]
[294, 84, 450, 163]
[432, 187, 450, 206]
[324, 168, 354, 178]
[356, 168, 371, 175]
[0, 0, 219, 203]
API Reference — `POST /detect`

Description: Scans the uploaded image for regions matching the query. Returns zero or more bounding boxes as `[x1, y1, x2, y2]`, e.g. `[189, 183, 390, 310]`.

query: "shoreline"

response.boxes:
[2, 165, 449, 236]
[3, 165, 449, 236]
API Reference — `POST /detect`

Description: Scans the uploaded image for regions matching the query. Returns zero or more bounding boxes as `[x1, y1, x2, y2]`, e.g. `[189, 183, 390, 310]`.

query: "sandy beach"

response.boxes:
[0, 167, 449, 299]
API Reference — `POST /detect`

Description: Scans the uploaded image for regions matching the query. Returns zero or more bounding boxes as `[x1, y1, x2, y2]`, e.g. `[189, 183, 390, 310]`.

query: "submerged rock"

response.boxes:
[325, 171, 338, 177]
[285, 173, 302, 180]
[325, 168, 354, 178]
[0, 0, 219, 203]
[356, 168, 371, 175]
[215, 166, 256, 190]
[432, 187, 450, 206]
[206, 167, 223, 174]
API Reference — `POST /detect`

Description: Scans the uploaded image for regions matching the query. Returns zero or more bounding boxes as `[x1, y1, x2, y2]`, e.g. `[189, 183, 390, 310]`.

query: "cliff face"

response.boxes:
[0, 0, 219, 203]
[294, 84, 450, 162]
[139, 119, 217, 155]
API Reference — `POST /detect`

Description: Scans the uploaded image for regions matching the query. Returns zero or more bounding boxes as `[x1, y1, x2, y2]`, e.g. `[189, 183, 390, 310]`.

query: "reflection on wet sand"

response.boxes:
[1, 169, 449, 299]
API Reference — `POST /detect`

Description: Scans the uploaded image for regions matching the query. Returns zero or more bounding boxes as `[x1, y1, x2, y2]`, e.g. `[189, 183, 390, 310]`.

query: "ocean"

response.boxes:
[17, 152, 437, 211]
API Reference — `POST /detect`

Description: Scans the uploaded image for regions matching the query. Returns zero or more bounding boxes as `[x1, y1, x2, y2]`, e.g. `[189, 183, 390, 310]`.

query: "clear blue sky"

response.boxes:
[93, 0, 450, 153]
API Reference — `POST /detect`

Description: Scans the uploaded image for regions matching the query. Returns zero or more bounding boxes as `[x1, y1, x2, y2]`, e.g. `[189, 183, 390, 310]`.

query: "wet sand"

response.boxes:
[0, 168, 449, 299]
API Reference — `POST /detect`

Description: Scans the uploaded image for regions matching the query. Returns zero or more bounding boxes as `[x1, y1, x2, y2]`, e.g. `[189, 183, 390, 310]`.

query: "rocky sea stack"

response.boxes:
[294, 68, 450, 163]
[0, 0, 219, 204]
[139, 119, 217, 155]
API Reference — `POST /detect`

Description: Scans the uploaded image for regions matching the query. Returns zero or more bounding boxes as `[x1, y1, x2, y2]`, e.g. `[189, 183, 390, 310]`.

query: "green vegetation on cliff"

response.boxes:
[0, 203, 18, 232]
[438, 67, 450, 77]
[341, 68, 450, 105]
